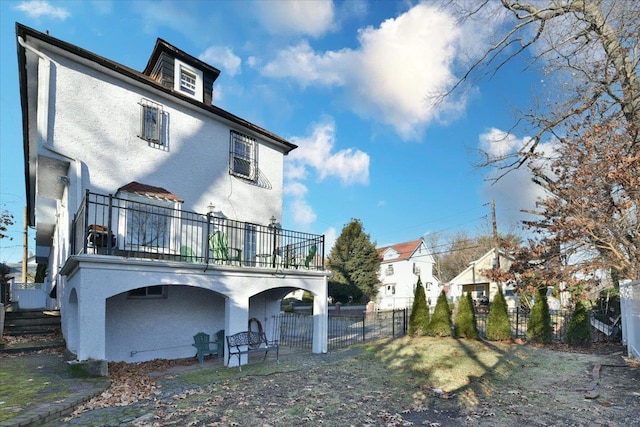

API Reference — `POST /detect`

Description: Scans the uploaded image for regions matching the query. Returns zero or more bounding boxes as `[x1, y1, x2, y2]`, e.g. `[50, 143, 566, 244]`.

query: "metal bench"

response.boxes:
[226, 331, 279, 370]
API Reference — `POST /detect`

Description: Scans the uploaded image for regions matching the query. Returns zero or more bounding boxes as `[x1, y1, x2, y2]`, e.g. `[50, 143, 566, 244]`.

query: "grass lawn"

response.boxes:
[10, 337, 640, 426]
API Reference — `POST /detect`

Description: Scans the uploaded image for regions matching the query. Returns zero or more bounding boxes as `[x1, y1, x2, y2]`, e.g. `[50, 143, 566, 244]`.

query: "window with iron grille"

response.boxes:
[139, 99, 163, 144]
[230, 130, 257, 181]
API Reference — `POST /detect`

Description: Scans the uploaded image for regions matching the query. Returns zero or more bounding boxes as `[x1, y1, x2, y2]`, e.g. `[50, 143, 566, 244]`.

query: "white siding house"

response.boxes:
[376, 238, 439, 310]
[448, 249, 517, 308]
[17, 24, 330, 367]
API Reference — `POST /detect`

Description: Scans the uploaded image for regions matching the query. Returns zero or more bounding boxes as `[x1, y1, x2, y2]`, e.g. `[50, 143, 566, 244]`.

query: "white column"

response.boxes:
[312, 276, 328, 354]
[224, 296, 249, 368]
[76, 289, 106, 361]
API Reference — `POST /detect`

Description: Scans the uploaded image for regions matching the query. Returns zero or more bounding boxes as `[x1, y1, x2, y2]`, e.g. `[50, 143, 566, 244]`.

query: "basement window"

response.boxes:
[127, 286, 168, 299]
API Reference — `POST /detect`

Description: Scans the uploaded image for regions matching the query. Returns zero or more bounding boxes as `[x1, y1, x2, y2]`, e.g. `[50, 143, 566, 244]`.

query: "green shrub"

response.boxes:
[408, 278, 430, 336]
[527, 288, 553, 344]
[486, 287, 511, 341]
[426, 290, 453, 337]
[565, 301, 592, 347]
[455, 292, 478, 339]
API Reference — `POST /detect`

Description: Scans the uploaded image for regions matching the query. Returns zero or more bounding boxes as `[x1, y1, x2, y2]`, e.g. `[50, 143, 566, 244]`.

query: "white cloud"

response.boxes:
[284, 119, 369, 228]
[479, 128, 531, 159]
[199, 46, 242, 77]
[262, 41, 347, 87]
[323, 226, 338, 254]
[479, 128, 549, 229]
[287, 119, 369, 186]
[15, 1, 70, 19]
[289, 198, 317, 226]
[284, 181, 308, 198]
[256, 0, 335, 37]
[261, 3, 473, 140]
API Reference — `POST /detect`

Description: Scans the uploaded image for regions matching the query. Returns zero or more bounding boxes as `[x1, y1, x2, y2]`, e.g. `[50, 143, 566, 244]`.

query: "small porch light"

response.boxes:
[269, 215, 277, 227]
[207, 202, 215, 215]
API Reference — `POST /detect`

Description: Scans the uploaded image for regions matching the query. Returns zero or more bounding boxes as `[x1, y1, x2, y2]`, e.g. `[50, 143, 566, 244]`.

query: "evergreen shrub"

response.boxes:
[486, 287, 511, 341]
[527, 288, 553, 344]
[565, 301, 592, 347]
[455, 292, 478, 339]
[408, 278, 430, 336]
[426, 290, 453, 337]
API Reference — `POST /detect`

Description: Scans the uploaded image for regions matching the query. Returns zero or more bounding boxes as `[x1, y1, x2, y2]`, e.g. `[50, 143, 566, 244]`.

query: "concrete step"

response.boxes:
[3, 309, 61, 336]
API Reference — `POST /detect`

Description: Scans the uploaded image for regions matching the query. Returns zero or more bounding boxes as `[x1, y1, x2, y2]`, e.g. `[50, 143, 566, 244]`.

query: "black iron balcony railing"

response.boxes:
[70, 191, 325, 271]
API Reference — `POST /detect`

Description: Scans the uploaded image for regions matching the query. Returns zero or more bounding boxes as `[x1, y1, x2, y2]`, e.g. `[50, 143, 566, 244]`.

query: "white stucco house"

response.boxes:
[376, 238, 439, 310]
[448, 249, 517, 308]
[16, 23, 330, 367]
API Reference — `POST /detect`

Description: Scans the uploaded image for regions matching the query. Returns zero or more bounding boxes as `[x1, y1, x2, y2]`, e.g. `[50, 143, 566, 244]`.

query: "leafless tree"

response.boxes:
[448, 0, 639, 173]
[445, 1, 639, 281]
[525, 116, 640, 280]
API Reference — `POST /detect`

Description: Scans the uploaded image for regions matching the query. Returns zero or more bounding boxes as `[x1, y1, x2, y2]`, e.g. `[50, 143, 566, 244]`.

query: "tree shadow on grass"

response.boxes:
[363, 336, 529, 412]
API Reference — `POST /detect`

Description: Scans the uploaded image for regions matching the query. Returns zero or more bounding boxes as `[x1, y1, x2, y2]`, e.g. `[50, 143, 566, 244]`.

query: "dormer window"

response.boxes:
[174, 59, 203, 102]
[180, 68, 197, 95]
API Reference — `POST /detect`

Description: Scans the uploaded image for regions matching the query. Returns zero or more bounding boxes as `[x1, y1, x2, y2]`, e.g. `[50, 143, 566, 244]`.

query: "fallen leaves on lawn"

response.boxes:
[67, 357, 197, 417]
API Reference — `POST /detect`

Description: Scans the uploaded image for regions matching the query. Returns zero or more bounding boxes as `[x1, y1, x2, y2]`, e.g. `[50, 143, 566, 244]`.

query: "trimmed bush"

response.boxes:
[566, 301, 592, 347]
[408, 278, 430, 336]
[455, 292, 478, 339]
[426, 290, 453, 337]
[486, 287, 511, 341]
[527, 288, 553, 344]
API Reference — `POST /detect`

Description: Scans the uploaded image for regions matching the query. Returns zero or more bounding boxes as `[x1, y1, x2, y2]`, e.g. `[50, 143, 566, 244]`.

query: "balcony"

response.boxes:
[70, 191, 324, 271]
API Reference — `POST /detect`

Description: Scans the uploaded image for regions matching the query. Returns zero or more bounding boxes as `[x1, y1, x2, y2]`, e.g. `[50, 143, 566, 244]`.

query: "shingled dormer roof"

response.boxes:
[116, 181, 183, 203]
[378, 238, 425, 263]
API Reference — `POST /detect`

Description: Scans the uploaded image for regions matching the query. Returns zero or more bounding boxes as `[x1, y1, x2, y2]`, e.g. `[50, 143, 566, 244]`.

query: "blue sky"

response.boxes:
[0, 0, 545, 263]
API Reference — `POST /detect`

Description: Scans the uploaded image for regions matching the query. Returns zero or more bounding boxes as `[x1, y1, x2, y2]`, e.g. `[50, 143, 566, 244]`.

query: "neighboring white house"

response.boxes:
[376, 238, 439, 310]
[17, 24, 330, 367]
[448, 249, 518, 308]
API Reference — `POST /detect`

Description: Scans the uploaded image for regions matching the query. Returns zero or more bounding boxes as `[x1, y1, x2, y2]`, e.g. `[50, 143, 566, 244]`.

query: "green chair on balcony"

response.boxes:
[209, 231, 242, 265]
[304, 244, 317, 269]
[180, 245, 195, 263]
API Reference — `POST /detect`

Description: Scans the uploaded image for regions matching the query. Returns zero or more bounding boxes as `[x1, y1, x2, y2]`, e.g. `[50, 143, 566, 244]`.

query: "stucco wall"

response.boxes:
[44, 50, 284, 226]
[106, 285, 225, 362]
[62, 258, 328, 361]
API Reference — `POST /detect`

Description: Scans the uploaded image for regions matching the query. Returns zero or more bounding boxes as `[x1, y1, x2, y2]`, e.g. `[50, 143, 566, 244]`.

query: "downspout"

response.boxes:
[17, 36, 83, 218]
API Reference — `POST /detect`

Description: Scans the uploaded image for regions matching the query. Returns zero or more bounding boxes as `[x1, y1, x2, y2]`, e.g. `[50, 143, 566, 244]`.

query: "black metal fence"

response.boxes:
[277, 309, 408, 350]
[277, 307, 607, 351]
[474, 308, 573, 340]
[71, 190, 324, 270]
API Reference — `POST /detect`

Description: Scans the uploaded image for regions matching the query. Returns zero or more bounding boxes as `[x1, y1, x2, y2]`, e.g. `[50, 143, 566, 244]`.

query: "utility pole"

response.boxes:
[22, 207, 28, 283]
[491, 200, 499, 269]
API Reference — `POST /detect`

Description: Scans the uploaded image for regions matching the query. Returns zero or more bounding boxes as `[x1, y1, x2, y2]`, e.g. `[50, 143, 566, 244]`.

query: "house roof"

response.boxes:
[448, 248, 514, 285]
[377, 238, 424, 263]
[116, 182, 184, 203]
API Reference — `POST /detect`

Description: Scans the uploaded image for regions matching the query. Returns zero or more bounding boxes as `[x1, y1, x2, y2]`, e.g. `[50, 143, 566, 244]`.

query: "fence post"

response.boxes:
[362, 312, 366, 342]
[107, 194, 113, 255]
[392, 309, 396, 337]
[516, 306, 520, 338]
